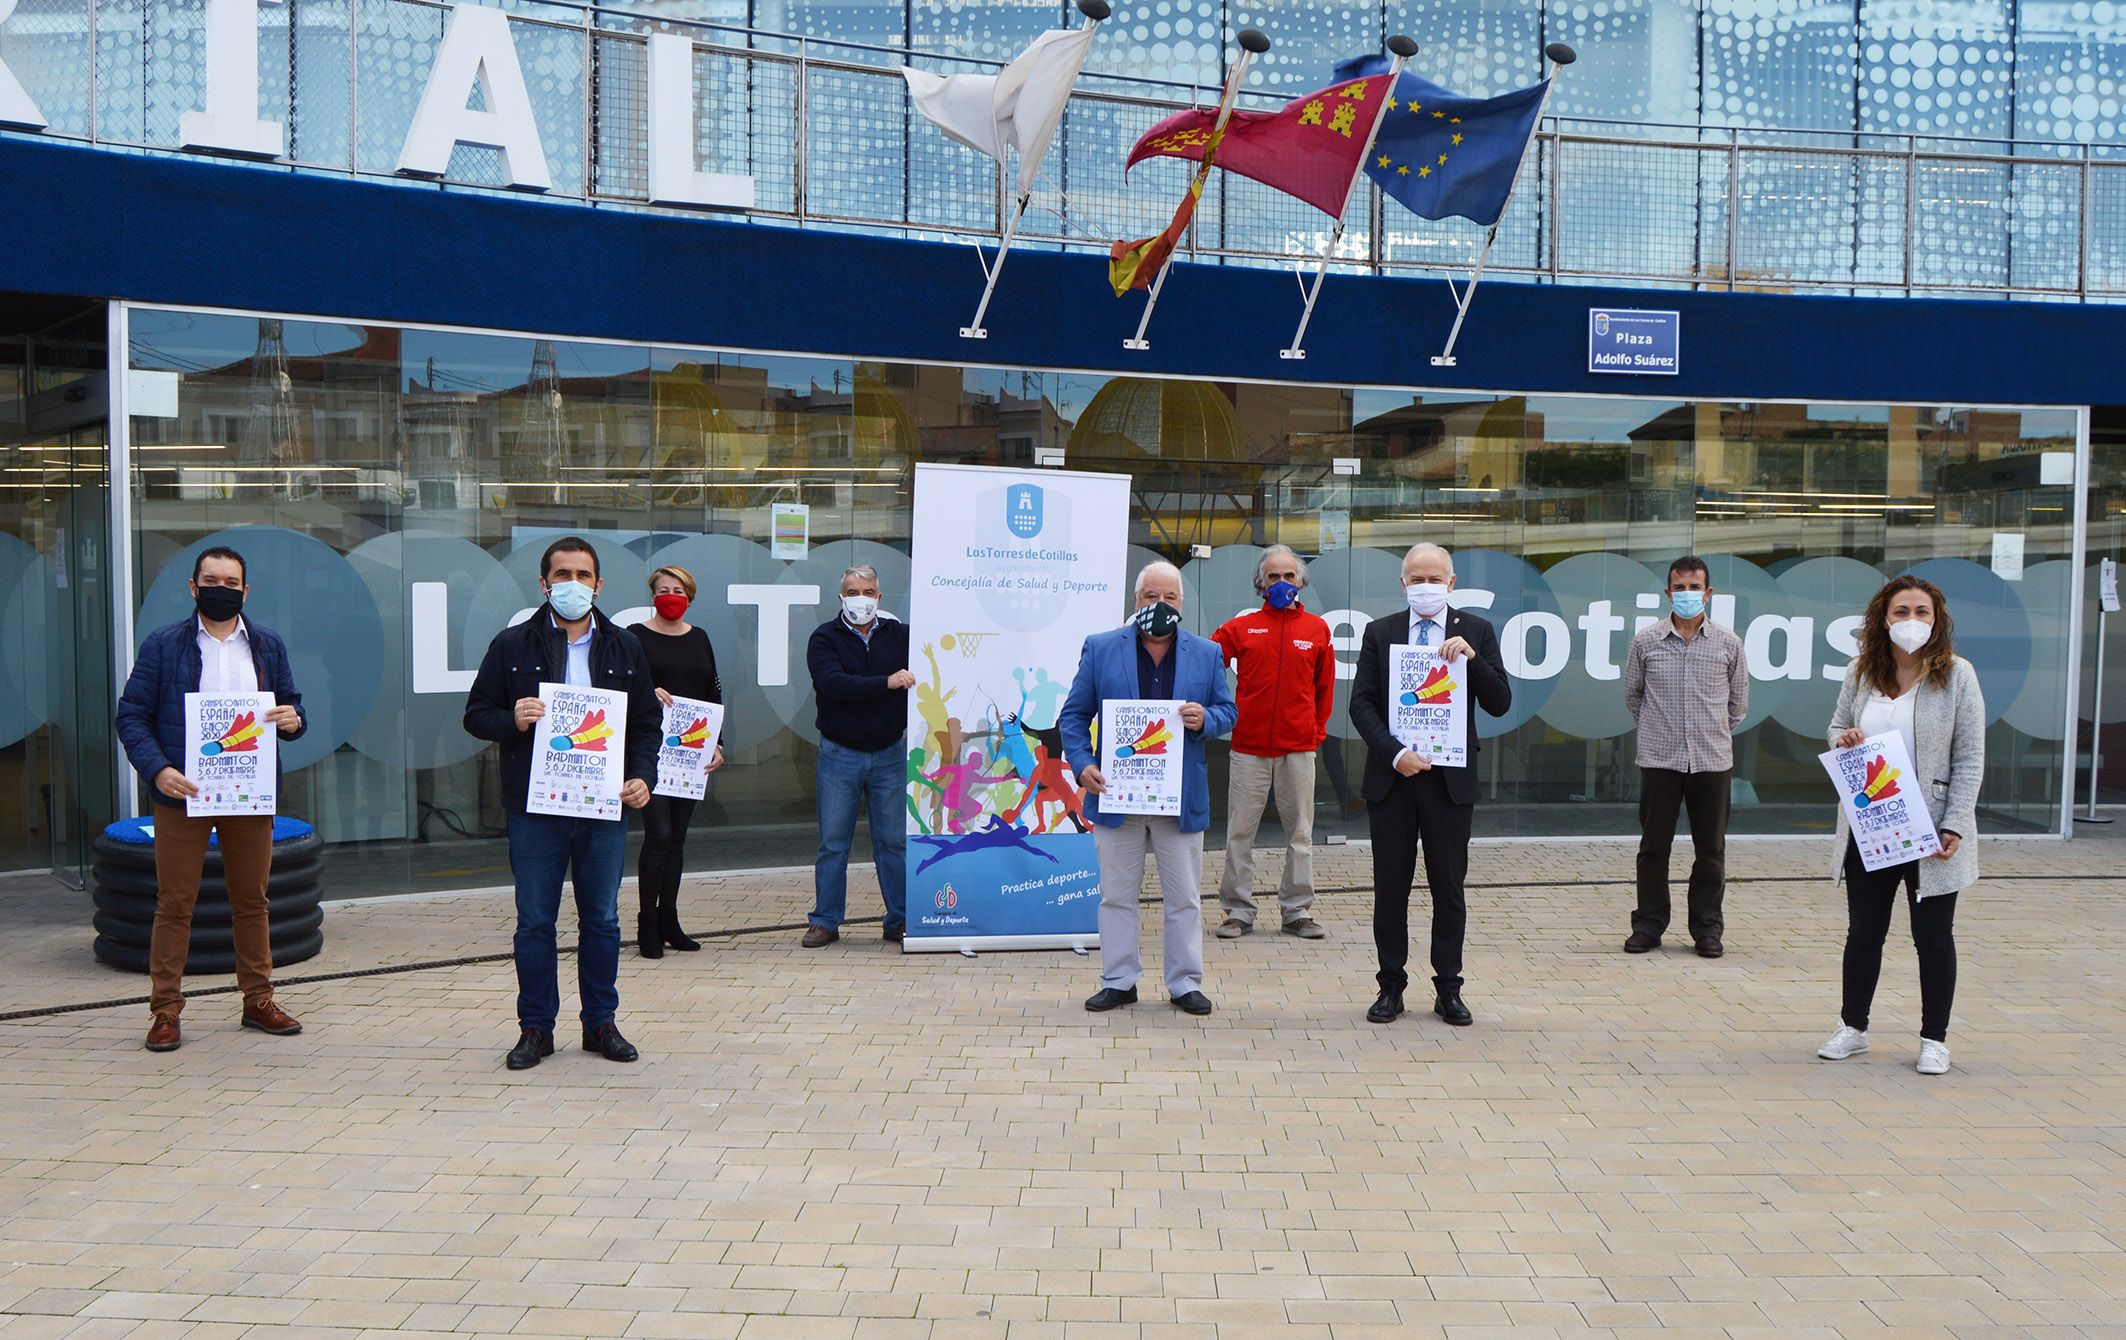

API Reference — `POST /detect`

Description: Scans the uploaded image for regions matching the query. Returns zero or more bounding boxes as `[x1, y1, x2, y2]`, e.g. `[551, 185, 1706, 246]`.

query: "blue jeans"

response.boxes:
[812, 738, 907, 933]
[507, 810, 625, 1032]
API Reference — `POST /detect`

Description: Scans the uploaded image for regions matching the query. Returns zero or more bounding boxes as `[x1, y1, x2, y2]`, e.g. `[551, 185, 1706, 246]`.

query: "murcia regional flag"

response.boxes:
[901, 24, 1099, 191]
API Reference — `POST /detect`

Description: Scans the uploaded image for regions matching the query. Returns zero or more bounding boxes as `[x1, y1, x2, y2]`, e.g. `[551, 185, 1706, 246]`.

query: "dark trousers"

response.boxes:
[1842, 839, 1958, 1042]
[1368, 769, 1472, 995]
[637, 794, 699, 926]
[1634, 767, 1731, 940]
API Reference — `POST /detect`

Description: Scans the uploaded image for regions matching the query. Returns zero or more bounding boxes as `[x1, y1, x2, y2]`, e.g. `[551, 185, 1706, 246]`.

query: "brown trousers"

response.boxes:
[150, 809, 275, 1017]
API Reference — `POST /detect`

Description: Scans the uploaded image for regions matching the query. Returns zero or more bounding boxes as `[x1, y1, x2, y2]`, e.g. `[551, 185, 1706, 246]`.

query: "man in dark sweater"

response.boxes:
[464, 537, 660, 1070]
[803, 563, 914, 947]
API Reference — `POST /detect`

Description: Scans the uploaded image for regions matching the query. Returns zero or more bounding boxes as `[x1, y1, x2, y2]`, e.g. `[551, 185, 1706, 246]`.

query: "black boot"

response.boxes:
[637, 897, 662, 959]
[659, 888, 700, 952]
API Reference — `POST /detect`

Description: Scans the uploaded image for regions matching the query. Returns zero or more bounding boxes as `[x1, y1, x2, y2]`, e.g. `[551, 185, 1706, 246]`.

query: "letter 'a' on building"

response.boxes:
[0, 0, 2113, 891]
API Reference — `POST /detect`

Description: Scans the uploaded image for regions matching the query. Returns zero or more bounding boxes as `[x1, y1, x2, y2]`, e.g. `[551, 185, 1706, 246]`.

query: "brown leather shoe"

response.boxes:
[241, 1000, 303, 1036]
[144, 1013, 181, 1052]
[799, 925, 839, 948]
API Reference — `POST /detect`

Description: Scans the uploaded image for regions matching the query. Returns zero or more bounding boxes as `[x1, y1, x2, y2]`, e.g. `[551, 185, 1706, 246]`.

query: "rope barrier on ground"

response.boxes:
[0, 871, 2107, 1024]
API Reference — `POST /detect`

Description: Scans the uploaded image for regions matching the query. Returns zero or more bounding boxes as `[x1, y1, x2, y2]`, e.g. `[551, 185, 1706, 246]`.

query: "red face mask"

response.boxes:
[653, 593, 690, 621]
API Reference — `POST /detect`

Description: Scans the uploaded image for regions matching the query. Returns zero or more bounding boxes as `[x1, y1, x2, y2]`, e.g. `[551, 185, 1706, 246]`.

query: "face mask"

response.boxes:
[1133, 601, 1183, 639]
[1404, 582, 1450, 619]
[1264, 580, 1299, 610]
[841, 594, 879, 625]
[653, 593, 690, 622]
[1887, 618, 1932, 654]
[1670, 589, 1706, 619]
[546, 579, 595, 621]
[194, 584, 244, 623]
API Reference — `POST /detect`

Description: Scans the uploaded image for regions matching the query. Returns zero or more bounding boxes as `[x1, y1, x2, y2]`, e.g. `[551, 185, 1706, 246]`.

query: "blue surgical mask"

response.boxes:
[547, 579, 596, 621]
[1265, 580, 1299, 610]
[1670, 589, 1706, 619]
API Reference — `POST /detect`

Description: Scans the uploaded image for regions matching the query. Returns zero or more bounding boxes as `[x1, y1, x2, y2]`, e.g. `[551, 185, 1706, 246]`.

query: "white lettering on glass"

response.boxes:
[179, 0, 285, 157]
[646, 33, 757, 209]
[397, 1, 553, 191]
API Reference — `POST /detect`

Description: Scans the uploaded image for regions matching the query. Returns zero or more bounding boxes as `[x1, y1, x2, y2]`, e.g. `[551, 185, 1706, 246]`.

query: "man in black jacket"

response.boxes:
[1349, 543, 1513, 1029]
[802, 563, 915, 947]
[465, 537, 659, 1070]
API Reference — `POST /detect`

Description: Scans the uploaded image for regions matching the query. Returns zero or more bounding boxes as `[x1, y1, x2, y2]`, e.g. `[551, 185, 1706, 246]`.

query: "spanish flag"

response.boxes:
[1109, 128, 1224, 294]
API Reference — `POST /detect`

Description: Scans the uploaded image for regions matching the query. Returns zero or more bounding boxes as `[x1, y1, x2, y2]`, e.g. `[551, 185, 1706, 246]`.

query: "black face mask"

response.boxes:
[195, 585, 245, 622]
[1133, 601, 1182, 639]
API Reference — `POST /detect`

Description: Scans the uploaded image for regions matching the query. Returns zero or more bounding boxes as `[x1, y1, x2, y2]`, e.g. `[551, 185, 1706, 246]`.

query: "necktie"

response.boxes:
[1418, 619, 1434, 646]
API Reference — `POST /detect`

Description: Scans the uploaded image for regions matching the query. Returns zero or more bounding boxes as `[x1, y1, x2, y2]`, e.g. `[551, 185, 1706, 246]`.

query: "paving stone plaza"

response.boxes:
[0, 836, 2120, 1339]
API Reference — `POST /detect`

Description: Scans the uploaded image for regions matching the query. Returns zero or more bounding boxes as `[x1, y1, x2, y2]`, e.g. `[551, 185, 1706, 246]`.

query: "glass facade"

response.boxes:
[103, 303, 2082, 896]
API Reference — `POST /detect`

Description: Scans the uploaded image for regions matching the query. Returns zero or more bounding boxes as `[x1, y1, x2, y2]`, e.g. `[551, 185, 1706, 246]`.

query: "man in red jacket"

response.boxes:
[1212, 546, 1338, 940]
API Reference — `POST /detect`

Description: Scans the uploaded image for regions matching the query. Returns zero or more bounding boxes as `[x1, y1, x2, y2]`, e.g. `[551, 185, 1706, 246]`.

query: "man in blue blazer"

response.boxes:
[115, 546, 308, 1053]
[1060, 562, 1238, 1016]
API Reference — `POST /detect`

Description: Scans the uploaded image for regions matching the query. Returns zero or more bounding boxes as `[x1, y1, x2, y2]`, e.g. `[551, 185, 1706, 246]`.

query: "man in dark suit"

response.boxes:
[1349, 542, 1513, 1027]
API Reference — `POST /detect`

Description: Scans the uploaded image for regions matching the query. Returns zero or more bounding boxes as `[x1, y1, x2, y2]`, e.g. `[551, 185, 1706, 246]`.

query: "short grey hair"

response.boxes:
[839, 564, 880, 590]
[1134, 560, 1185, 599]
[1254, 545, 1309, 593]
[1401, 542, 1455, 578]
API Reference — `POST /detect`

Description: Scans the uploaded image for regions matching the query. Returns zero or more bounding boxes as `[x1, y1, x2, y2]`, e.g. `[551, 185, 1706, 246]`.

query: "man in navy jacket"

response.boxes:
[114, 546, 308, 1053]
[1059, 562, 1237, 1016]
[803, 563, 916, 947]
[465, 537, 660, 1071]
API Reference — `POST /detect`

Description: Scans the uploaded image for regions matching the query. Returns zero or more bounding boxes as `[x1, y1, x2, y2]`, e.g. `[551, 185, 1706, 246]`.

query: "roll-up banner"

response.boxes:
[903, 463, 1131, 952]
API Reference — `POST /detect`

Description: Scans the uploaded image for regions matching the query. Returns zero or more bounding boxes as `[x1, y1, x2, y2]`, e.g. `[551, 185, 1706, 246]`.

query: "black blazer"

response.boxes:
[1349, 607, 1513, 807]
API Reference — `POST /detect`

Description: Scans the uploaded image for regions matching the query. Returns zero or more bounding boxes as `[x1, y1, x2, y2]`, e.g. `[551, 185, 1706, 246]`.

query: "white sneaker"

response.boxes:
[1818, 1025, 1869, 1060]
[1916, 1039, 1951, 1075]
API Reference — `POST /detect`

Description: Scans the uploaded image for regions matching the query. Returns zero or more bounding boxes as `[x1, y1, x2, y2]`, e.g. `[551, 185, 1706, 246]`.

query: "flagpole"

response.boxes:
[1430, 42, 1575, 368]
[1280, 34, 1418, 361]
[962, 0, 1109, 339]
[1125, 27, 1270, 351]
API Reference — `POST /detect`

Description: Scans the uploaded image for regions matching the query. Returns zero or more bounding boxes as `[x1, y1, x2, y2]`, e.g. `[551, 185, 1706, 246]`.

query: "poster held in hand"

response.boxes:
[183, 691, 278, 816]
[528, 683, 628, 820]
[1389, 646, 1469, 768]
[654, 696, 724, 800]
[1819, 732, 1943, 871]
[1099, 698, 1185, 816]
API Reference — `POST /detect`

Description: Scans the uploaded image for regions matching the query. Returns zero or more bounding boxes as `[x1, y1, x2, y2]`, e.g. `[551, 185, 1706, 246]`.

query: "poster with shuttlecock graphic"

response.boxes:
[183, 692, 278, 816]
[654, 696, 724, 801]
[1098, 699, 1184, 816]
[1389, 646, 1468, 768]
[1819, 732, 1941, 872]
[528, 683, 627, 820]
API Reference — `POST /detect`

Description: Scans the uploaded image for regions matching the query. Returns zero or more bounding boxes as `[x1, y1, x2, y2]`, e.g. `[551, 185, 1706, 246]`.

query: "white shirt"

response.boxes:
[551, 613, 593, 687]
[196, 615, 258, 694]
[1857, 688, 1918, 765]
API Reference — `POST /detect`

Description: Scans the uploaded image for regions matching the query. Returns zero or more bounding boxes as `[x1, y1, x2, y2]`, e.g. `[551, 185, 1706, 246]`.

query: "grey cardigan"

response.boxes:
[1825, 655, 1985, 898]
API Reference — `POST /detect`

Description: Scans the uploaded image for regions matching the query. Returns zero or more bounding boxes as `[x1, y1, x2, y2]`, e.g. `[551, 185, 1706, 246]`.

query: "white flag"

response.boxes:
[902, 24, 1099, 191]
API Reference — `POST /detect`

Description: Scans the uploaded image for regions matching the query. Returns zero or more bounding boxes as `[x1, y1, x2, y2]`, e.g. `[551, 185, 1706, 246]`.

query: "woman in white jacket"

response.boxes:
[1818, 574, 1985, 1076]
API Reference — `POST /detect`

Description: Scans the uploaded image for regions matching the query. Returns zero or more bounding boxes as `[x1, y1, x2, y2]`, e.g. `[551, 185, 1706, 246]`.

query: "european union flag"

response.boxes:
[1333, 56, 1549, 228]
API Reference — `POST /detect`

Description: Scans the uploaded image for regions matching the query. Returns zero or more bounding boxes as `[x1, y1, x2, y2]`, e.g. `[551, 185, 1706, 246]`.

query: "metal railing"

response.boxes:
[3, 0, 2123, 300]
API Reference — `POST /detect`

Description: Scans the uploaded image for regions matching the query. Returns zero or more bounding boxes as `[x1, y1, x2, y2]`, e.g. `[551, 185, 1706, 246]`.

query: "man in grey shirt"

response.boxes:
[1621, 555, 1749, 958]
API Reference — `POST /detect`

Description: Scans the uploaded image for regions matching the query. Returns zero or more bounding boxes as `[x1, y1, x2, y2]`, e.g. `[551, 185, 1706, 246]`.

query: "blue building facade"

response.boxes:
[0, 0, 2122, 891]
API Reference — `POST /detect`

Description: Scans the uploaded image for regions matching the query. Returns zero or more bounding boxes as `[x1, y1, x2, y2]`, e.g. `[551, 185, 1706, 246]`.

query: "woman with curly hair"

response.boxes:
[1817, 574, 1984, 1076]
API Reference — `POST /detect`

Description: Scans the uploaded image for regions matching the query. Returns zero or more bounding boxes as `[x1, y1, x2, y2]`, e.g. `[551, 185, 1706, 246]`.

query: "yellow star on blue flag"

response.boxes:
[1332, 58, 1550, 226]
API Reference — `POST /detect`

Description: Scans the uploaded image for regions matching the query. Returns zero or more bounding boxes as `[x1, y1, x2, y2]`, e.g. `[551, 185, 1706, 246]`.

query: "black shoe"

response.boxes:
[883, 925, 905, 943]
[659, 905, 701, 952]
[506, 1028, 554, 1070]
[1084, 986, 1138, 1012]
[1171, 990, 1213, 1016]
[1624, 930, 1660, 953]
[638, 913, 663, 959]
[582, 1022, 640, 1062]
[1695, 936, 1724, 959]
[1434, 992, 1473, 1027]
[1366, 991, 1404, 1024]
